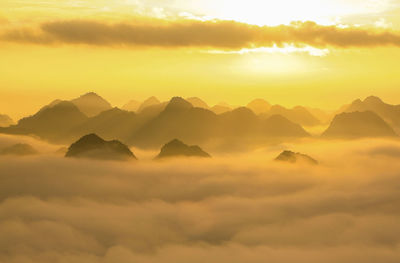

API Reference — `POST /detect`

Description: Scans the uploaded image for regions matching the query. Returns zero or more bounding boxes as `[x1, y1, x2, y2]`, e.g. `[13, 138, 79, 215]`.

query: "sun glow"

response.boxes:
[181, 0, 392, 26]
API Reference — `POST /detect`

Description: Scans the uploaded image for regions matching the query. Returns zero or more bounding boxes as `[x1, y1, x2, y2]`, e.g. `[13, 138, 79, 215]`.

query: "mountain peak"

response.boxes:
[187, 97, 209, 109]
[71, 92, 112, 117]
[138, 97, 161, 112]
[156, 139, 210, 159]
[80, 92, 101, 98]
[165, 97, 193, 112]
[66, 133, 136, 161]
[323, 111, 397, 138]
[247, 99, 271, 115]
[275, 150, 318, 165]
[364, 96, 384, 104]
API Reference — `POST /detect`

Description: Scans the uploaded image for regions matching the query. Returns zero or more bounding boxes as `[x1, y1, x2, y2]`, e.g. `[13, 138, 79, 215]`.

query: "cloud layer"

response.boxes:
[2, 19, 400, 49]
[1, 135, 400, 262]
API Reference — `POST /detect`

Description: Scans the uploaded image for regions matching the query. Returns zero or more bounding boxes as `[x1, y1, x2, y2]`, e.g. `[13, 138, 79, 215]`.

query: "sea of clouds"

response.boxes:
[1, 134, 400, 263]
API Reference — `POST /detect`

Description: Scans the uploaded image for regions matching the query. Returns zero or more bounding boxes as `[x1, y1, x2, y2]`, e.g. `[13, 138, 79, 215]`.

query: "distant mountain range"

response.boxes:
[1, 93, 399, 149]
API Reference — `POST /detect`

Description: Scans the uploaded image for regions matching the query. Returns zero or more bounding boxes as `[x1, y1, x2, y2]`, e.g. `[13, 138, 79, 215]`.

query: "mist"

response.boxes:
[1, 134, 400, 263]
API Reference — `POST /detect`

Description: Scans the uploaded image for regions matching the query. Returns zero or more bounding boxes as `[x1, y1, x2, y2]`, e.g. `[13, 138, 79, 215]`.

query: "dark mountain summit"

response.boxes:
[275, 150, 318, 165]
[156, 139, 211, 159]
[322, 111, 397, 138]
[0, 143, 37, 156]
[66, 134, 136, 161]
[71, 92, 112, 117]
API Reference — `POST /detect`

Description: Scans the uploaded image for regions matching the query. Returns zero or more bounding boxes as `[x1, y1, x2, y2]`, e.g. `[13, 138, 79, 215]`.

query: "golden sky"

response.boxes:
[1, 0, 400, 119]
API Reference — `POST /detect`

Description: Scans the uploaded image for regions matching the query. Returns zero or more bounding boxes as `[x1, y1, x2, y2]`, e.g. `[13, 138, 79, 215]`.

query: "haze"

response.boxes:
[1, 1, 400, 262]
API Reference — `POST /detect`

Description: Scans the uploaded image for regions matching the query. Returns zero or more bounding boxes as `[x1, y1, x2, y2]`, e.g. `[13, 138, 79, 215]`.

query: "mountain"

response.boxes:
[322, 111, 398, 138]
[247, 99, 271, 115]
[122, 100, 141, 112]
[264, 105, 321, 127]
[345, 96, 400, 130]
[0, 114, 14, 127]
[69, 108, 138, 141]
[187, 97, 209, 109]
[130, 97, 218, 148]
[138, 97, 161, 112]
[262, 115, 310, 137]
[130, 98, 309, 149]
[218, 107, 260, 135]
[0, 101, 88, 142]
[0, 143, 37, 156]
[306, 107, 333, 124]
[156, 139, 210, 159]
[65, 134, 136, 161]
[71, 92, 112, 117]
[210, 104, 232, 115]
[275, 150, 318, 165]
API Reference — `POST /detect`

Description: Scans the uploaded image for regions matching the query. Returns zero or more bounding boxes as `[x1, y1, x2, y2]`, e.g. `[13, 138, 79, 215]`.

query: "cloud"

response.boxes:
[1, 135, 400, 262]
[1, 19, 400, 50]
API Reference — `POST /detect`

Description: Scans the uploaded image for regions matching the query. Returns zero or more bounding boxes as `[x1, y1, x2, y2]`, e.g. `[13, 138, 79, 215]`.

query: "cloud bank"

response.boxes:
[1, 135, 400, 262]
[2, 19, 400, 49]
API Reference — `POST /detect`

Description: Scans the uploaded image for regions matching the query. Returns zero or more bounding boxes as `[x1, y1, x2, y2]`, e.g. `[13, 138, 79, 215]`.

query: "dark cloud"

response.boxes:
[1, 19, 400, 49]
[1, 135, 400, 262]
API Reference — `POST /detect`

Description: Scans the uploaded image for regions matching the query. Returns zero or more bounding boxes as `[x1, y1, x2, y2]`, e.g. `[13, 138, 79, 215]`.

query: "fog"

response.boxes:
[1, 134, 400, 262]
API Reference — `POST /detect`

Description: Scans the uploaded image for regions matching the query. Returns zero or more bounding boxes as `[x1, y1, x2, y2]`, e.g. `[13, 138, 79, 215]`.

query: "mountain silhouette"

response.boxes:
[0, 94, 310, 148]
[69, 108, 139, 141]
[322, 111, 398, 138]
[156, 139, 210, 159]
[71, 92, 112, 117]
[138, 96, 161, 112]
[130, 98, 309, 148]
[66, 133, 136, 161]
[0, 143, 37, 156]
[187, 97, 209, 109]
[275, 150, 318, 165]
[306, 107, 332, 124]
[264, 105, 321, 127]
[210, 104, 232, 115]
[262, 115, 310, 137]
[0, 101, 88, 142]
[345, 96, 400, 131]
[0, 114, 14, 127]
[130, 97, 218, 148]
[122, 100, 141, 112]
[247, 99, 271, 115]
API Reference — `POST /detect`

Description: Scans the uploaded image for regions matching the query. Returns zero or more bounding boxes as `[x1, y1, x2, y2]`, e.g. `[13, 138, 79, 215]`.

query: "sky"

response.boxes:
[1, 0, 400, 119]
